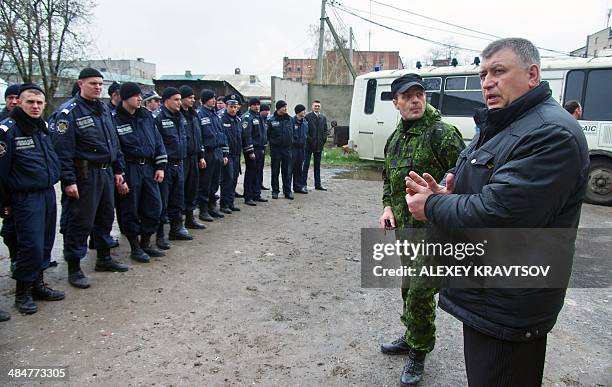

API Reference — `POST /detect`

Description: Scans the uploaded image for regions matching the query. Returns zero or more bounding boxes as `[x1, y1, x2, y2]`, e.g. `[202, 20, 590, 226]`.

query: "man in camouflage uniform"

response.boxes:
[378, 73, 464, 386]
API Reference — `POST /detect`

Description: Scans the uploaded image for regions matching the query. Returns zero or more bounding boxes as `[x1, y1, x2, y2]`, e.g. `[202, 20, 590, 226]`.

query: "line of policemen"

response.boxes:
[0, 68, 320, 319]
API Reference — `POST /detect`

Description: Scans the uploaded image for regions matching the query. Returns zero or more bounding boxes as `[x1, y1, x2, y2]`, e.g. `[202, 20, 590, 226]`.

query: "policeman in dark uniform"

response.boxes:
[0, 83, 65, 314]
[196, 90, 227, 221]
[178, 86, 206, 230]
[267, 100, 293, 200]
[241, 98, 267, 205]
[0, 83, 20, 277]
[219, 94, 243, 213]
[259, 104, 271, 191]
[52, 68, 129, 289]
[107, 81, 121, 112]
[143, 91, 162, 113]
[155, 87, 193, 245]
[113, 82, 168, 263]
[291, 104, 308, 194]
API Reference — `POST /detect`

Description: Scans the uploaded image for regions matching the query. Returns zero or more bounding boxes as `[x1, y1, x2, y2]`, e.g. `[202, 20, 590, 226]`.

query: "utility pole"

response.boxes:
[324, 17, 357, 81]
[316, 0, 326, 84]
[368, 0, 372, 50]
[348, 27, 354, 85]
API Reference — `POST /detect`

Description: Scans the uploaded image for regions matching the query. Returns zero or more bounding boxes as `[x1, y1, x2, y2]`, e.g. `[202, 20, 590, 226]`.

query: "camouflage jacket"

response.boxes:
[382, 105, 465, 228]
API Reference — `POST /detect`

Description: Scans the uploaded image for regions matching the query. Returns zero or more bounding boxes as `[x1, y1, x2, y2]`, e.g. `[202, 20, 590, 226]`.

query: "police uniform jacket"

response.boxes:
[241, 109, 267, 149]
[51, 94, 124, 186]
[155, 105, 188, 162]
[112, 104, 167, 170]
[267, 112, 293, 147]
[198, 106, 227, 157]
[181, 107, 205, 159]
[220, 111, 242, 156]
[290, 116, 308, 146]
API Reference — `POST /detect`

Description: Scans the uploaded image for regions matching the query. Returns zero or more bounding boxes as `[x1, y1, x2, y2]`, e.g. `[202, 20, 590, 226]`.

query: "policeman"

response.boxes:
[113, 82, 168, 263]
[155, 87, 193, 245]
[0, 83, 65, 314]
[197, 89, 227, 221]
[259, 104, 271, 191]
[216, 96, 226, 116]
[291, 104, 308, 194]
[378, 73, 464, 386]
[52, 68, 129, 289]
[219, 94, 243, 213]
[0, 83, 20, 275]
[178, 85, 207, 230]
[143, 91, 162, 114]
[267, 100, 293, 200]
[107, 81, 121, 111]
[241, 98, 267, 204]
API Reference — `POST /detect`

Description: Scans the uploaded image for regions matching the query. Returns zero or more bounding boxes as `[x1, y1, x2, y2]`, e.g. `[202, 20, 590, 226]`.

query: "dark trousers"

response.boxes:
[12, 188, 56, 282]
[463, 323, 547, 387]
[302, 148, 322, 188]
[258, 147, 266, 191]
[243, 153, 258, 201]
[160, 162, 184, 222]
[1, 216, 17, 259]
[118, 163, 162, 236]
[63, 168, 115, 261]
[291, 144, 305, 190]
[270, 145, 292, 195]
[183, 154, 199, 212]
[198, 150, 222, 210]
[220, 154, 239, 208]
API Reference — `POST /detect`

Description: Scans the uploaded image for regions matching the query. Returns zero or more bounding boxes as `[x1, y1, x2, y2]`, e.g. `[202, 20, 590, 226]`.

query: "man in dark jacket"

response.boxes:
[291, 104, 308, 194]
[267, 100, 294, 200]
[405, 38, 589, 386]
[302, 100, 328, 191]
[241, 98, 265, 205]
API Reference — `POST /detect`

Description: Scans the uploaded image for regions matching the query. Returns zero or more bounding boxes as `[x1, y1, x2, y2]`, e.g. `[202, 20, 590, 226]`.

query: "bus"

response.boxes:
[348, 56, 612, 206]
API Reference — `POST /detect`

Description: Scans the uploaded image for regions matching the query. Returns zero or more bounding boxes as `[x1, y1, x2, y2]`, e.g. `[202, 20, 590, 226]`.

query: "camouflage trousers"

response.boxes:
[400, 254, 438, 353]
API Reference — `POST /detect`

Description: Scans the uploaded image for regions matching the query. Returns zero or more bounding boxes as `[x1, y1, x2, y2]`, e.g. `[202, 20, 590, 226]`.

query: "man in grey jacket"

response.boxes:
[405, 38, 589, 386]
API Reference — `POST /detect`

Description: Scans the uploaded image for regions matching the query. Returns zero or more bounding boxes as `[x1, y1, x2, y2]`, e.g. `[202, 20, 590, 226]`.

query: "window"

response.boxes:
[381, 91, 393, 101]
[297, 67, 301, 72]
[287, 67, 292, 72]
[583, 68, 612, 120]
[563, 70, 585, 104]
[364, 79, 377, 114]
[423, 77, 442, 108]
[441, 76, 485, 116]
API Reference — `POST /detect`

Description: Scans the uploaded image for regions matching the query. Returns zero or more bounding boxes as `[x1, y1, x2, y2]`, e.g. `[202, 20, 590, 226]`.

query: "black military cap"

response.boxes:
[5, 84, 20, 98]
[275, 100, 287, 110]
[119, 82, 142, 101]
[223, 94, 242, 105]
[179, 85, 194, 99]
[108, 81, 121, 96]
[248, 97, 260, 106]
[161, 87, 181, 101]
[79, 67, 103, 80]
[391, 73, 424, 97]
[294, 104, 306, 114]
[260, 104, 270, 112]
[200, 89, 215, 103]
[18, 83, 45, 96]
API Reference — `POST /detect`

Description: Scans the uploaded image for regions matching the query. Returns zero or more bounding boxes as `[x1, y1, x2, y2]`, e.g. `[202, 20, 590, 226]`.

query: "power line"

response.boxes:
[330, 4, 373, 70]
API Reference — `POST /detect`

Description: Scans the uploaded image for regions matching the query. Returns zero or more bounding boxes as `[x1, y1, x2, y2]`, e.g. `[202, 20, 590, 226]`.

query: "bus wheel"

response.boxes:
[585, 158, 612, 206]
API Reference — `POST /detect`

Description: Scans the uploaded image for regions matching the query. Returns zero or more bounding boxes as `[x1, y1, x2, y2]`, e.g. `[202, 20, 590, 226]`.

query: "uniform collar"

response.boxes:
[399, 104, 440, 135]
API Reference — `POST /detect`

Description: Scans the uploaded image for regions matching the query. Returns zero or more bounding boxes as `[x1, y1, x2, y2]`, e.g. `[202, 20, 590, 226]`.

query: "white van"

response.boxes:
[349, 56, 612, 205]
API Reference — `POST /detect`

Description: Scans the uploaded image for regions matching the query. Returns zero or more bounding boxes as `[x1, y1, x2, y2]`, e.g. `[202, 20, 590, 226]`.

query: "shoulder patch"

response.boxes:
[60, 101, 77, 115]
[56, 119, 69, 134]
[0, 141, 7, 157]
[0, 118, 16, 133]
[242, 121, 248, 129]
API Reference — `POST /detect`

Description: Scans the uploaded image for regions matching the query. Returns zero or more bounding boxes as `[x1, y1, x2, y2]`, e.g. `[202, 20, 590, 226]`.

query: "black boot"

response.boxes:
[15, 281, 37, 314]
[168, 219, 193, 241]
[0, 308, 10, 322]
[95, 249, 129, 272]
[7, 239, 17, 279]
[156, 224, 171, 250]
[127, 235, 150, 263]
[198, 208, 214, 222]
[185, 211, 206, 230]
[67, 260, 90, 289]
[140, 234, 165, 257]
[400, 349, 427, 386]
[381, 336, 412, 355]
[32, 271, 65, 301]
[208, 206, 224, 218]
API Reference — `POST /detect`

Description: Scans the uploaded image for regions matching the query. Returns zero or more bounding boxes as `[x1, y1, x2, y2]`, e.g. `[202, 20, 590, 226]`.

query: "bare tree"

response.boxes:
[306, 23, 350, 85]
[0, 0, 93, 111]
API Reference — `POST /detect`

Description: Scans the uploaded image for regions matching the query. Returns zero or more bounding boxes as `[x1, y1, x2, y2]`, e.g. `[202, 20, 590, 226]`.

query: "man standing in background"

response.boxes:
[303, 100, 328, 191]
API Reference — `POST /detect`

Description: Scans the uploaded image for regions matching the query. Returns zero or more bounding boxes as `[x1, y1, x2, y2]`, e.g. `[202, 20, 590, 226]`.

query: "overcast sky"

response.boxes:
[87, 0, 611, 78]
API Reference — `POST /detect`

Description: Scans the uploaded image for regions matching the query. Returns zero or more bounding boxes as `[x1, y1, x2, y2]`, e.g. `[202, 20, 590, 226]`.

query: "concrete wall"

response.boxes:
[271, 76, 308, 111]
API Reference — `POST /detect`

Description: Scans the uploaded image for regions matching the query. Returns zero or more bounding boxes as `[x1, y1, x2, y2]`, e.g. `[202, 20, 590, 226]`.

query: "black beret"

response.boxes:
[78, 67, 104, 80]
[294, 104, 306, 114]
[260, 104, 270, 112]
[5, 84, 20, 98]
[119, 82, 142, 101]
[223, 94, 242, 105]
[108, 81, 121, 96]
[161, 87, 181, 101]
[18, 83, 45, 96]
[179, 85, 194, 99]
[275, 100, 287, 110]
[248, 97, 260, 106]
[391, 73, 424, 97]
[200, 89, 215, 103]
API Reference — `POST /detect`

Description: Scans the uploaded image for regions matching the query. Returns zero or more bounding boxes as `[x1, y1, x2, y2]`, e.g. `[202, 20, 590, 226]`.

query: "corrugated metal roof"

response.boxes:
[60, 68, 154, 85]
[157, 73, 270, 97]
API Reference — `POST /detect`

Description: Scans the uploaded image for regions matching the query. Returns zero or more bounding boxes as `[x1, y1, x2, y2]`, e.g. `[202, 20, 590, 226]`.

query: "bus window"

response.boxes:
[441, 76, 485, 116]
[583, 69, 612, 121]
[364, 79, 377, 114]
[381, 91, 393, 101]
[423, 77, 442, 109]
[466, 75, 481, 90]
[563, 70, 585, 104]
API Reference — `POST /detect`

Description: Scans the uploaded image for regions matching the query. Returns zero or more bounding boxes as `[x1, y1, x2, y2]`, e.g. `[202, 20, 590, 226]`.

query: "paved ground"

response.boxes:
[0, 167, 610, 386]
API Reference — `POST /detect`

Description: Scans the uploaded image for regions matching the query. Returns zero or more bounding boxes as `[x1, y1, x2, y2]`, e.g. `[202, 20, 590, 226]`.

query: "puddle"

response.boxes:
[331, 168, 382, 181]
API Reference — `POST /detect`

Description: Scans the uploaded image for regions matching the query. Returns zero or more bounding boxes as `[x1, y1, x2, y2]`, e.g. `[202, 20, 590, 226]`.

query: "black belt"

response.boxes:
[168, 158, 183, 166]
[125, 157, 152, 165]
[205, 146, 220, 152]
[89, 161, 111, 169]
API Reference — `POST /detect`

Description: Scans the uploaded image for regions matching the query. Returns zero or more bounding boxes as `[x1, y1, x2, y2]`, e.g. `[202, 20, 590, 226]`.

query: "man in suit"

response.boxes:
[302, 100, 328, 191]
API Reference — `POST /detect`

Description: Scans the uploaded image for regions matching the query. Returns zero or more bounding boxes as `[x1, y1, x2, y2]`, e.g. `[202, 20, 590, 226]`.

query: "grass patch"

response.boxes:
[263, 146, 382, 169]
